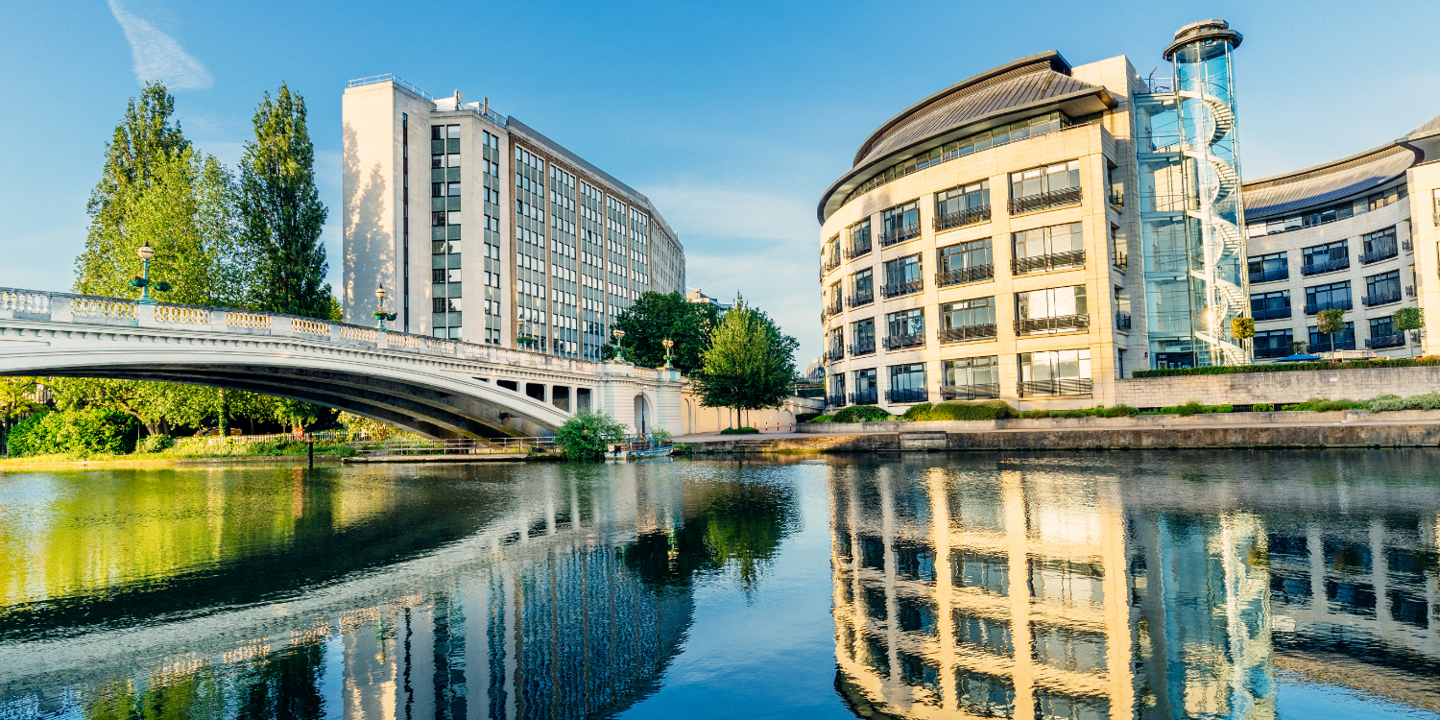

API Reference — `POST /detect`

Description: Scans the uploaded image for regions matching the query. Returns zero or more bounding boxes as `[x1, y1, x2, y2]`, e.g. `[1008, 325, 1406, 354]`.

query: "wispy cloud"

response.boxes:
[107, 0, 213, 90]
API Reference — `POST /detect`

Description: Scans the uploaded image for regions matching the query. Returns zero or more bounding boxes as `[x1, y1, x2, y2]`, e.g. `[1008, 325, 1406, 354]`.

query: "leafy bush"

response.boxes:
[900, 403, 933, 420]
[5, 408, 138, 457]
[720, 426, 760, 435]
[138, 434, 175, 453]
[1134, 357, 1440, 378]
[1250, 403, 1273, 412]
[832, 405, 895, 423]
[554, 411, 627, 461]
[922, 400, 1018, 421]
[1368, 393, 1440, 412]
[795, 412, 823, 423]
[649, 429, 674, 443]
[804, 414, 835, 423]
[1280, 398, 1367, 412]
[1017, 405, 1138, 419]
[1142, 401, 1234, 416]
[5, 408, 59, 457]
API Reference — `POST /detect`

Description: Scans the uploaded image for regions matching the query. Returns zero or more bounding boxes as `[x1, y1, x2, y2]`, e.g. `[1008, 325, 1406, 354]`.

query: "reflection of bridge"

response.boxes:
[0, 288, 681, 438]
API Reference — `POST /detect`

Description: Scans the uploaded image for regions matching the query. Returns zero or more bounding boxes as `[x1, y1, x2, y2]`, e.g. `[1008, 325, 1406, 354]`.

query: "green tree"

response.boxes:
[1317, 307, 1347, 354]
[1394, 306, 1425, 358]
[689, 296, 798, 422]
[603, 291, 720, 373]
[0, 378, 43, 455]
[240, 83, 331, 319]
[1230, 317, 1255, 360]
[554, 411, 628, 461]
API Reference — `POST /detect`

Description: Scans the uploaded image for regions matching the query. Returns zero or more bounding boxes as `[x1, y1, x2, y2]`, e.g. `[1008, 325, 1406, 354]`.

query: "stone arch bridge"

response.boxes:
[0, 288, 681, 440]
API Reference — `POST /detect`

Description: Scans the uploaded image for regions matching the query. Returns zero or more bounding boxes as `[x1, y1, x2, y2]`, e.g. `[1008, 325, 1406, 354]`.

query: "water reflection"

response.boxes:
[829, 452, 1440, 719]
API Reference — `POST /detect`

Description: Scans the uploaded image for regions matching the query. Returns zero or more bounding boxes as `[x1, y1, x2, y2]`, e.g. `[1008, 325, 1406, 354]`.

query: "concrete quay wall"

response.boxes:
[798, 409, 1440, 434]
[1113, 366, 1440, 408]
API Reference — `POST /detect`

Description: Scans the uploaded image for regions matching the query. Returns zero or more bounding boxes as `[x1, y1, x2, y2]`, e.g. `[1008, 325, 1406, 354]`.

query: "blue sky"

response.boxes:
[2, 0, 1438, 363]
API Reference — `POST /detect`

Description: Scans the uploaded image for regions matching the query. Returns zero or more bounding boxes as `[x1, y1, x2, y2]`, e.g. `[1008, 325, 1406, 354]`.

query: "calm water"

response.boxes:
[1, 452, 1438, 719]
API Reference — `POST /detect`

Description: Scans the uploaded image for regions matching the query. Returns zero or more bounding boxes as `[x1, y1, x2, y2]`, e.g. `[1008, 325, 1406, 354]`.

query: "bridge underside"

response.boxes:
[40, 363, 554, 440]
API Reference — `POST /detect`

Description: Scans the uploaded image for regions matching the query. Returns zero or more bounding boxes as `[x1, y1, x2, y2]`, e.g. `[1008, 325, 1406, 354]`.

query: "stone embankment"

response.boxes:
[687, 410, 1440, 453]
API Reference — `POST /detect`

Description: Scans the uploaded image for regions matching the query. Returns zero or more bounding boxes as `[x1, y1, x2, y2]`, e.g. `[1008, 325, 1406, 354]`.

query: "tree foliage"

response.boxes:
[240, 83, 331, 319]
[603, 291, 720, 372]
[554, 411, 628, 461]
[689, 296, 798, 411]
[1230, 317, 1255, 341]
[1393, 306, 1425, 332]
[1316, 308, 1347, 352]
[5, 407, 139, 457]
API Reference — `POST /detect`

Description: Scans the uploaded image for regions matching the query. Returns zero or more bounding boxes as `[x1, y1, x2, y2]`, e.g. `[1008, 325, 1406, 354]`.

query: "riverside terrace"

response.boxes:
[0, 288, 682, 440]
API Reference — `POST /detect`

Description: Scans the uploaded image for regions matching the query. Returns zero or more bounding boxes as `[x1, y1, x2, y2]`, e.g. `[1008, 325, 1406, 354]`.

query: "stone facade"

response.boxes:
[1114, 365, 1440, 408]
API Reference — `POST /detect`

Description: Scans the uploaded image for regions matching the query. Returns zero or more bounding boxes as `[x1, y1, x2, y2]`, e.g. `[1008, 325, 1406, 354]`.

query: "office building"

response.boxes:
[342, 76, 686, 360]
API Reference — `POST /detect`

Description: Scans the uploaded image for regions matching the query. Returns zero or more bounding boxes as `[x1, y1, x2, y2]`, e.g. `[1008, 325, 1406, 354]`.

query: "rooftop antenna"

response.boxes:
[483, 97, 489, 115]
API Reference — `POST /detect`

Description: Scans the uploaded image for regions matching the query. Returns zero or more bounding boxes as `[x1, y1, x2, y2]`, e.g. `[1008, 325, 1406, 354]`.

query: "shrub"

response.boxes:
[795, 412, 823, 423]
[804, 414, 835, 423]
[1133, 356, 1440, 378]
[138, 434, 175, 453]
[1019, 405, 1140, 419]
[1280, 398, 1367, 412]
[6, 408, 138, 457]
[1368, 392, 1440, 412]
[554, 411, 628, 461]
[1146, 401, 1233, 416]
[924, 400, 1018, 421]
[900, 403, 933, 420]
[832, 405, 895, 423]
[5, 408, 59, 457]
[1251, 403, 1273, 413]
[720, 426, 760, 435]
[649, 429, 674, 443]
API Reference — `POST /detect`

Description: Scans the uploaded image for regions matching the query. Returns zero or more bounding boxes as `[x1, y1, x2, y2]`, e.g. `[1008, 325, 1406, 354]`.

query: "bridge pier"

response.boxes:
[593, 360, 683, 437]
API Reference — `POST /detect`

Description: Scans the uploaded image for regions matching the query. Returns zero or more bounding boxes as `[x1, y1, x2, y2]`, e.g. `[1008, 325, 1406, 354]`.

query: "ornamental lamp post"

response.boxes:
[371, 284, 397, 331]
[131, 243, 171, 305]
[662, 337, 675, 369]
[516, 320, 536, 351]
[612, 329, 626, 362]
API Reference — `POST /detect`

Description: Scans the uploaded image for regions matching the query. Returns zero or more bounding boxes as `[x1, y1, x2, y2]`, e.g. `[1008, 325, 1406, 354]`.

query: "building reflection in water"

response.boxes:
[829, 454, 1440, 719]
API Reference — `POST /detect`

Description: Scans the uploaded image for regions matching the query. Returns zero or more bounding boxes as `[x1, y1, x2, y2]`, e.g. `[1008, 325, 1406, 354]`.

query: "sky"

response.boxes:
[2, 0, 1438, 364]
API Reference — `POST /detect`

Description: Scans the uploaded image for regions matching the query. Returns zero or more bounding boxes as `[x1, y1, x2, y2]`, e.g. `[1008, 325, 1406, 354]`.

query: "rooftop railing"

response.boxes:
[347, 74, 436, 100]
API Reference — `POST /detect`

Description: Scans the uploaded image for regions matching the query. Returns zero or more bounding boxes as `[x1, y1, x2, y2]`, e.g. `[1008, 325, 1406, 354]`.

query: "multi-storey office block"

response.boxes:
[1242, 117, 1440, 360]
[342, 76, 685, 359]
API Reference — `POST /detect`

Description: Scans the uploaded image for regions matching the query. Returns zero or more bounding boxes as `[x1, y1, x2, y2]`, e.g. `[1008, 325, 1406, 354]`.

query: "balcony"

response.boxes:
[822, 256, 842, 276]
[1115, 312, 1132, 332]
[825, 393, 845, 408]
[1108, 191, 1124, 209]
[1009, 186, 1082, 215]
[1403, 239, 1414, 253]
[844, 240, 872, 259]
[1255, 345, 1293, 359]
[939, 323, 997, 344]
[1359, 244, 1399, 265]
[881, 279, 924, 298]
[827, 346, 844, 362]
[941, 383, 1001, 400]
[848, 340, 876, 357]
[849, 390, 878, 406]
[880, 224, 921, 247]
[1018, 378, 1093, 397]
[823, 298, 843, 317]
[1252, 306, 1292, 321]
[1112, 251, 1128, 271]
[883, 333, 925, 351]
[1013, 249, 1085, 275]
[885, 388, 930, 404]
[1303, 300, 1352, 315]
[1362, 290, 1402, 307]
[846, 290, 874, 308]
[935, 264, 994, 287]
[933, 205, 991, 232]
[1366, 333, 1406, 350]
[1301, 257, 1350, 276]
[1249, 268, 1288, 284]
[1015, 314, 1090, 335]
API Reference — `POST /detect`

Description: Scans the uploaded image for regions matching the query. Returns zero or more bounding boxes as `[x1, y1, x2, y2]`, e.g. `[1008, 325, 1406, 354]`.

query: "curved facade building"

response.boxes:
[1242, 118, 1440, 359]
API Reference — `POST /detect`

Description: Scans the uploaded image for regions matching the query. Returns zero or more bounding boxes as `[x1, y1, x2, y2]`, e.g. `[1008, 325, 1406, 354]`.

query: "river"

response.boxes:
[0, 451, 1437, 719]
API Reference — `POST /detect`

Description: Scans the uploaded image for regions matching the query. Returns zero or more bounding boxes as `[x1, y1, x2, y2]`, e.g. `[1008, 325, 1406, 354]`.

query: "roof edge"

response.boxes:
[1242, 139, 1411, 192]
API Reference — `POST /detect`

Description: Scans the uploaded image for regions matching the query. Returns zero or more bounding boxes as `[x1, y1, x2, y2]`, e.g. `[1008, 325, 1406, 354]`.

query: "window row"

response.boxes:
[1246, 185, 1407, 237]
[830, 349, 1092, 405]
[1253, 316, 1411, 357]
[1249, 225, 1402, 284]
[831, 285, 1090, 358]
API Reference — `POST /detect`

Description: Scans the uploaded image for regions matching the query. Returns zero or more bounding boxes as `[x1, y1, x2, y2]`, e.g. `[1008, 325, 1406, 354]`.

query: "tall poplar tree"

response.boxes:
[240, 83, 331, 319]
[689, 296, 798, 419]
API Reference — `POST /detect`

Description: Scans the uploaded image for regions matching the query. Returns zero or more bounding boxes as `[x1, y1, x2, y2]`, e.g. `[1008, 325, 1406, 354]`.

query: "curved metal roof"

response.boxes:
[817, 52, 1115, 223]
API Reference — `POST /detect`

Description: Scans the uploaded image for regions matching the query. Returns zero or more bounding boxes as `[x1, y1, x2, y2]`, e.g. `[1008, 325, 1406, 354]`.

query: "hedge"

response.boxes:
[1133, 356, 1440, 378]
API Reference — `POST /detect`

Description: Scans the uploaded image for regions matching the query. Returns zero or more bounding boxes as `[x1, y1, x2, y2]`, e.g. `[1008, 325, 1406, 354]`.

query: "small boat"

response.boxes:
[605, 437, 674, 460]
[631, 445, 674, 458]
[604, 444, 630, 460]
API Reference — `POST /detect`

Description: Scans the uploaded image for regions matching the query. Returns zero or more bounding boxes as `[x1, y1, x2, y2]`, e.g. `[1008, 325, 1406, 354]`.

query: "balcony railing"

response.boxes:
[880, 224, 921, 247]
[1018, 378, 1093, 397]
[1013, 249, 1085, 275]
[825, 393, 846, 408]
[1301, 257, 1350, 276]
[881, 279, 924, 298]
[848, 340, 876, 357]
[822, 256, 842, 275]
[1252, 306, 1292, 321]
[939, 323, 997, 344]
[1359, 244, 1399, 265]
[883, 333, 925, 351]
[1362, 290, 1402, 307]
[885, 388, 930, 404]
[1009, 186, 1082, 215]
[1366, 333, 1406, 350]
[1015, 314, 1090, 335]
[1303, 300, 1353, 315]
[1403, 239, 1414, 252]
[1112, 251, 1128, 270]
[849, 390, 878, 406]
[1108, 191, 1124, 208]
[1249, 268, 1288, 284]
[935, 264, 994, 287]
[1407, 285, 1417, 298]
[941, 383, 1001, 400]
[1115, 312, 1132, 331]
[933, 205, 991, 232]
[846, 290, 874, 308]
[1255, 345, 1293, 359]
[824, 298, 843, 317]
[844, 240, 872, 259]
[827, 347, 844, 362]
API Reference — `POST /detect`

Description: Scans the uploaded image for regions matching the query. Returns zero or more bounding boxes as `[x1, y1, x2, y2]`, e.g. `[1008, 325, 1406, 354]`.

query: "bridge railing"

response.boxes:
[1, 287, 600, 375]
[344, 437, 555, 456]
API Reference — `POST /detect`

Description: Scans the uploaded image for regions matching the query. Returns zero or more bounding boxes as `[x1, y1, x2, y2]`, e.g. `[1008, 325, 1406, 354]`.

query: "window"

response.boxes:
[1015, 285, 1088, 334]
[1363, 270, 1402, 306]
[1250, 290, 1291, 320]
[847, 219, 872, 258]
[882, 254, 923, 297]
[1029, 557, 1104, 605]
[885, 308, 925, 350]
[1309, 322, 1355, 351]
[887, 363, 928, 403]
[850, 317, 876, 356]
[943, 356, 999, 399]
[1009, 160, 1081, 214]
[881, 201, 920, 246]
[940, 298, 996, 343]
[935, 180, 991, 230]
[1255, 329, 1294, 358]
[848, 268, 874, 307]
[1369, 316, 1403, 348]
[1245, 185, 1407, 237]
[1018, 349, 1092, 396]
[852, 368, 878, 404]
[1012, 222, 1083, 274]
[953, 613, 1013, 654]
[937, 238, 993, 286]
[953, 550, 1009, 595]
[1304, 281, 1352, 314]
[1360, 226, 1398, 264]
[1248, 252, 1288, 283]
[1033, 624, 1108, 674]
[956, 671, 1015, 718]
[1301, 240, 1349, 275]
